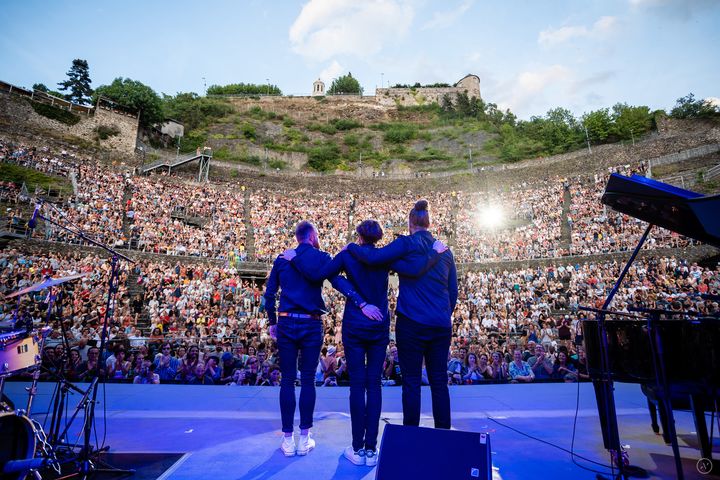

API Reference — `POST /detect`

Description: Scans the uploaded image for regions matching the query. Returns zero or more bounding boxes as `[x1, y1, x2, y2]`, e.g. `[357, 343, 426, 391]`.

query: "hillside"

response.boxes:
[170, 95, 498, 174]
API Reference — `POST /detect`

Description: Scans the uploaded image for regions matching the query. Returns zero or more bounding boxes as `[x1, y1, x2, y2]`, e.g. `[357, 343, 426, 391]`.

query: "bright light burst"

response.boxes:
[478, 205, 504, 229]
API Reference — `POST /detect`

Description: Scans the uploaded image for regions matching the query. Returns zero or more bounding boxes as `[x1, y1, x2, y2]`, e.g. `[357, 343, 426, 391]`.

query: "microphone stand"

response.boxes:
[33, 205, 135, 479]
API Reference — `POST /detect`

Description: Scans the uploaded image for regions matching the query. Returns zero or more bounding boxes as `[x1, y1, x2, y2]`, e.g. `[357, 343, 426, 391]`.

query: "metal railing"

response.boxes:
[0, 79, 94, 115]
[661, 163, 720, 188]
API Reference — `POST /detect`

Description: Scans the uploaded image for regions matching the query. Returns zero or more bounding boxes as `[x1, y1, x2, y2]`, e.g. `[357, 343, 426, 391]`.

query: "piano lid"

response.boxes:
[602, 173, 720, 248]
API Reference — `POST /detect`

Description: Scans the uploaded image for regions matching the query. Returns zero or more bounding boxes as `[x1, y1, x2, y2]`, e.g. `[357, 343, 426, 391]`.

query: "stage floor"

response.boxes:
[5, 381, 718, 480]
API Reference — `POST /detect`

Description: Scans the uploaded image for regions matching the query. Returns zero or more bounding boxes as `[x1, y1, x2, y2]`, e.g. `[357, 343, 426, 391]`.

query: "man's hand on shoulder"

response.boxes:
[433, 240, 448, 253]
[279, 248, 296, 261]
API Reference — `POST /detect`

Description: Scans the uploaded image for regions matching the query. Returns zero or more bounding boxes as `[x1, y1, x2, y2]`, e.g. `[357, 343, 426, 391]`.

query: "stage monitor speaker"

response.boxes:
[376, 424, 492, 480]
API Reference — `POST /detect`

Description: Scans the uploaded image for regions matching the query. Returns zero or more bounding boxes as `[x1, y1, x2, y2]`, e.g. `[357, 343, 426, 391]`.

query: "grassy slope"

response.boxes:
[194, 98, 498, 172]
[0, 163, 72, 194]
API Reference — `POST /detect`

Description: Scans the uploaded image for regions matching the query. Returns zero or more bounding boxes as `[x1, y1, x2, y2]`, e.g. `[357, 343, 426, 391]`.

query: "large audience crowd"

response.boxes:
[1, 246, 716, 386]
[0, 138, 697, 265]
[1, 137, 717, 386]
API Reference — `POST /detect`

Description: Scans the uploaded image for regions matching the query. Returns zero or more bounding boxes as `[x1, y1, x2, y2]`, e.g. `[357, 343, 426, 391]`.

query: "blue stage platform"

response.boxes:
[4, 381, 717, 479]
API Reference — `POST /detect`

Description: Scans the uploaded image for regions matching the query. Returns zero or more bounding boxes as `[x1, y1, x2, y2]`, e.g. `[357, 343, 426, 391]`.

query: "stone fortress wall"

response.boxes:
[375, 74, 481, 107]
[0, 90, 139, 155]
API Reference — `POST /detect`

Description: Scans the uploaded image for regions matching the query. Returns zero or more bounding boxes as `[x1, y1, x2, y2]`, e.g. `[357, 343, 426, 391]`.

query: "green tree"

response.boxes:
[207, 83, 281, 96]
[612, 103, 652, 141]
[582, 108, 613, 142]
[57, 59, 93, 105]
[669, 93, 719, 119]
[328, 73, 363, 95]
[162, 92, 233, 131]
[34, 83, 67, 99]
[94, 78, 163, 128]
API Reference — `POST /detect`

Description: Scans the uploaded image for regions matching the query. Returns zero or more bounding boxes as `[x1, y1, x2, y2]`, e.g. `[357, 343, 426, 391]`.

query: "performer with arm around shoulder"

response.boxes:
[264, 221, 379, 458]
[345, 200, 458, 430]
[282, 218, 446, 464]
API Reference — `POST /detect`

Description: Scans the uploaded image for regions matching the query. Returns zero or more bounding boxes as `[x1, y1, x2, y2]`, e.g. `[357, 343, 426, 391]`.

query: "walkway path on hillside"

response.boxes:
[560, 182, 572, 250]
[121, 181, 133, 239]
[243, 187, 255, 259]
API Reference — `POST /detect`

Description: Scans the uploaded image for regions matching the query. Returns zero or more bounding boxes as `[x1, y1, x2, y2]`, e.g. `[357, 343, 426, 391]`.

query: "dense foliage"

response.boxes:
[328, 73, 363, 95]
[207, 83, 281, 96]
[32, 83, 65, 99]
[670, 93, 720, 119]
[162, 93, 233, 131]
[391, 82, 451, 88]
[93, 78, 164, 128]
[28, 100, 81, 126]
[437, 92, 655, 162]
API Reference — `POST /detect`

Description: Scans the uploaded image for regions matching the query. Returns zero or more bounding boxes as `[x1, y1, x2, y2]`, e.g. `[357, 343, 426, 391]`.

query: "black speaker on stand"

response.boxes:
[376, 424, 492, 480]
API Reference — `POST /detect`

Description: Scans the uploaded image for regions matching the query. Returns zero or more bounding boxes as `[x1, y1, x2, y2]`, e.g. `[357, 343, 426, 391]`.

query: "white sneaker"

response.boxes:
[280, 435, 296, 457]
[344, 446, 366, 466]
[296, 432, 315, 456]
[365, 448, 378, 467]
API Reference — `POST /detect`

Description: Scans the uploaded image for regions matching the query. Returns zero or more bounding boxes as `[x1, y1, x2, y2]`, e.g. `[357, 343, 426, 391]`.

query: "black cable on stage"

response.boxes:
[485, 379, 616, 477]
[486, 414, 614, 477]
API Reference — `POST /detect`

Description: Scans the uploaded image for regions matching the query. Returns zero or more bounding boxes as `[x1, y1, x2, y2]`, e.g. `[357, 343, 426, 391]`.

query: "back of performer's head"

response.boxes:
[356, 219, 383, 245]
[408, 199, 430, 232]
[295, 220, 318, 247]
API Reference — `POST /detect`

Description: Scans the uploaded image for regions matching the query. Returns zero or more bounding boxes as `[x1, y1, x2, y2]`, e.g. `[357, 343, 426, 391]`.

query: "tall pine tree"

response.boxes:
[58, 59, 93, 105]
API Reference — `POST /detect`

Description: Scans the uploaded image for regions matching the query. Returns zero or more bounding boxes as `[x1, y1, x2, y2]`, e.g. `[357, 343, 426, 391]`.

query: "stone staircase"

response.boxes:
[121, 180, 133, 238]
[560, 182, 572, 251]
[346, 196, 356, 242]
[243, 188, 256, 260]
[125, 268, 150, 333]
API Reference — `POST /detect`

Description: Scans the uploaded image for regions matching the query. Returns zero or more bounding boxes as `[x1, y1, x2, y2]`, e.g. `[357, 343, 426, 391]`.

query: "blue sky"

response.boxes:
[1, 0, 718, 119]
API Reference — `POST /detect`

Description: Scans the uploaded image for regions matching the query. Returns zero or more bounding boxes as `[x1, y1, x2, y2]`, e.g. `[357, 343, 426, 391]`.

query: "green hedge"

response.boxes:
[28, 100, 80, 126]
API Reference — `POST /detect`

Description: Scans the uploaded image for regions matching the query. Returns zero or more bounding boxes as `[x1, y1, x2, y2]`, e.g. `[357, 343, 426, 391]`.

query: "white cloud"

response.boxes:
[705, 97, 720, 108]
[289, 0, 414, 62]
[628, 0, 718, 20]
[318, 60, 345, 84]
[538, 16, 618, 46]
[421, 0, 474, 30]
[497, 65, 574, 116]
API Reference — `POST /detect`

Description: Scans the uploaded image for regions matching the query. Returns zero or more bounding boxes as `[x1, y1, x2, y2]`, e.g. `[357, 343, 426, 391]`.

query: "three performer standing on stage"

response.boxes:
[264, 199, 457, 464]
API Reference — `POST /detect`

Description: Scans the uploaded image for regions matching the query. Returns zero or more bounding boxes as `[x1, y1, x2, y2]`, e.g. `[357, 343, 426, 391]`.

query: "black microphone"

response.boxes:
[28, 203, 41, 229]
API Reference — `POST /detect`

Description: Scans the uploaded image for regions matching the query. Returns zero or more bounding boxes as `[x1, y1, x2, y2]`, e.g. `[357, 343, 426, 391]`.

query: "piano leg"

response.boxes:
[656, 400, 671, 445]
[593, 379, 614, 450]
[647, 399, 660, 434]
[690, 395, 713, 464]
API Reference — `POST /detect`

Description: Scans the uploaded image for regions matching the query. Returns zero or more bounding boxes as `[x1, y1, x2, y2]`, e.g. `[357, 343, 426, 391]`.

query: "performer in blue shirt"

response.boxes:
[346, 200, 458, 430]
[281, 219, 446, 466]
[265, 221, 381, 457]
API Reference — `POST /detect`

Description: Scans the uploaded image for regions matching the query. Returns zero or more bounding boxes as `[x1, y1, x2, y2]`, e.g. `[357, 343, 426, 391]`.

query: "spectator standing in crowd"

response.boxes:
[282, 218, 444, 465]
[265, 221, 379, 457]
[346, 200, 458, 430]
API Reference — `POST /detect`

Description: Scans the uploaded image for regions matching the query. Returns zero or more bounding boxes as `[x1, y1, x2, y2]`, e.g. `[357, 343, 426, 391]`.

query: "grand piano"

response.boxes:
[582, 173, 720, 479]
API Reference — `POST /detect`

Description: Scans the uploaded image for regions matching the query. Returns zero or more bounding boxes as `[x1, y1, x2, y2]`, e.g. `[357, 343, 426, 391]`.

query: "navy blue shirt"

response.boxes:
[347, 231, 458, 328]
[290, 245, 440, 330]
[263, 243, 365, 325]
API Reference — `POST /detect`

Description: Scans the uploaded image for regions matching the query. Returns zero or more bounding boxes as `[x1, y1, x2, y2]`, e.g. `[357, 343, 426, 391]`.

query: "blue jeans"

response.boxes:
[277, 317, 323, 433]
[342, 325, 389, 451]
[395, 314, 452, 429]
